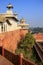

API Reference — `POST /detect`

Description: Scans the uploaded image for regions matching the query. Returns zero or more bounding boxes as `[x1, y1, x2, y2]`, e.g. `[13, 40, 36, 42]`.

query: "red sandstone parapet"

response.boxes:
[0, 29, 28, 53]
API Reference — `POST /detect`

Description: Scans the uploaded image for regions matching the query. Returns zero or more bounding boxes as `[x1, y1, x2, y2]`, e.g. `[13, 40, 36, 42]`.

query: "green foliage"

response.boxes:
[16, 32, 42, 65]
[30, 27, 43, 34]
[16, 32, 35, 58]
[21, 33, 35, 49]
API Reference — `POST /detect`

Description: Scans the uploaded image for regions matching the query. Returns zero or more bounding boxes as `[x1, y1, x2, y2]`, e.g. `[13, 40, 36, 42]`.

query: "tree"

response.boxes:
[16, 32, 42, 64]
[16, 32, 35, 60]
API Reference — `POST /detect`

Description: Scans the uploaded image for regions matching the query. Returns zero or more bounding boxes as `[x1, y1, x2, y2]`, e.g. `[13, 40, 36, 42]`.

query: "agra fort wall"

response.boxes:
[0, 29, 28, 53]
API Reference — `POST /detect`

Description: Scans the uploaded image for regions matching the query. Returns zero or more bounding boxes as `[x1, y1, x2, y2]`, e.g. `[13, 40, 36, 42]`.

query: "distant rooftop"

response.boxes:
[33, 33, 43, 42]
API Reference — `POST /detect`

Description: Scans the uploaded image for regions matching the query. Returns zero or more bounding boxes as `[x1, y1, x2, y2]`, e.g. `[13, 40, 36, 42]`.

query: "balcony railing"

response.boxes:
[0, 47, 37, 65]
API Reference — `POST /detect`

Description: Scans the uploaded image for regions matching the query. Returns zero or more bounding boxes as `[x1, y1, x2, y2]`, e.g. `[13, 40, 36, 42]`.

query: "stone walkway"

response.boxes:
[0, 55, 14, 65]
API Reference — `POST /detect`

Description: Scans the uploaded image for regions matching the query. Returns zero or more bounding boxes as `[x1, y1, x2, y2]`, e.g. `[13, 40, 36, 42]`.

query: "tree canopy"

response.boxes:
[16, 32, 42, 65]
[16, 32, 35, 60]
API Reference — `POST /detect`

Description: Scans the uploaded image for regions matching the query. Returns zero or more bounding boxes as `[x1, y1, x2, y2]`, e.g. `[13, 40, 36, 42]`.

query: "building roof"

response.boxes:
[0, 14, 15, 25]
[0, 15, 6, 22]
[0, 14, 18, 23]
[0, 15, 12, 25]
[33, 33, 43, 42]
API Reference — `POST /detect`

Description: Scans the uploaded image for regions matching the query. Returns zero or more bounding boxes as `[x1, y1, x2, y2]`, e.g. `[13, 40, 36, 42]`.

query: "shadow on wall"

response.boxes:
[0, 47, 2, 55]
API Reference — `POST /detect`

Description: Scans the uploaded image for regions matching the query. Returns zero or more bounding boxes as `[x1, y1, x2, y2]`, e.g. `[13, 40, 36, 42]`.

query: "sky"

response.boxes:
[0, 0, 43, 27]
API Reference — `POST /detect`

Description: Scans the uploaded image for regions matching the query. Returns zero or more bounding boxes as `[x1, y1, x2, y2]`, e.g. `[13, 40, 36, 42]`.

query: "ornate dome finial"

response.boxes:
[20, 18, 26, 23]
[6, 3, 13, 9]
[14, 11, 18, 15]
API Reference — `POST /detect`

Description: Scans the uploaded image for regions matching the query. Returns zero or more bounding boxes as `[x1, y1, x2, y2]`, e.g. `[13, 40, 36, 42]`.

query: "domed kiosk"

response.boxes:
[18, 18, 29, 29]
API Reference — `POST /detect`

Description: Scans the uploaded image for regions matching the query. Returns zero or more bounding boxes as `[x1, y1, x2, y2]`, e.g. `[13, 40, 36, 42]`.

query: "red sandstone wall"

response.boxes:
[20, 29, 28, 39]
[0, 29, 28, 53]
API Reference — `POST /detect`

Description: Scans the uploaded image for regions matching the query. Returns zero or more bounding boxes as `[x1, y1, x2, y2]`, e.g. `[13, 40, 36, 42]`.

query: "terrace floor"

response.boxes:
[0, 55, 14, 65]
